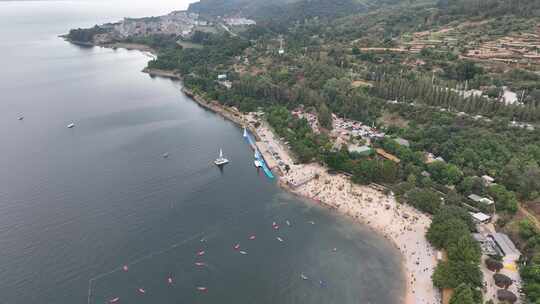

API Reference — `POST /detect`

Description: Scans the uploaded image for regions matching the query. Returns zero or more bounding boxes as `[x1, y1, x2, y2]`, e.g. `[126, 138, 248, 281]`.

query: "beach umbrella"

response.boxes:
[496, 289, 517, 303]
[485, 258, 503, 272]
[493, 273, 513, 289]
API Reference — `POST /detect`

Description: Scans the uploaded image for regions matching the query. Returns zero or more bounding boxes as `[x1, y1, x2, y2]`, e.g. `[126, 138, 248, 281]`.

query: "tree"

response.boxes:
[427, 216, 470, 249]
[352, 159, 379, 184]
[448, 235, 481, 264]
[406, 188, 442, 215]
[437, 205, 475, 231]
[380, 160, 398, 183]
[488, 184, 518, 213]
[317, 102, 333, 129]
[432, 260, 483, 289]
[449, 283, 476, 304]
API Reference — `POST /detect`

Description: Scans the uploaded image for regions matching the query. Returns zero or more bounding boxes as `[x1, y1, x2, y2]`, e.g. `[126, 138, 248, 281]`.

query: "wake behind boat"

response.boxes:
[214, 148, 229, 166]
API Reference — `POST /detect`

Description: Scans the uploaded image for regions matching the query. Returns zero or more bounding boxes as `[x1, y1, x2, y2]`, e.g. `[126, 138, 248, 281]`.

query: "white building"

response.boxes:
[470, 212, 491, 224]
[468, 194, 495, 207]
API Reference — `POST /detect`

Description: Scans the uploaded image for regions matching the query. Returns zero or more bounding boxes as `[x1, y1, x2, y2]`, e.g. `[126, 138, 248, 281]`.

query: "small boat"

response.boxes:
[195, 262, 206, 267]
[300, 273, 309, 280]
[67, 123, 75, 129]
[197, 287, 208, 292]
[254, 160, 262, 167]
[109, 297, 120, 303]
[168, 277, 173, 284]
[332, 248, 337, 252]
[248, 235, 256, 240]
[276, 237, 284, 242]
[197, 250, 205, 256]
[162, 152, 169, 158]
[138, 288, 146, 294]
[273, 224, 280, 230]
[214, 149, 229, 166]
[308, 220, 315, 225]
[285, 220, 291, 227]
[122, 265, 128, 272]
[17, 116, 24, 121]
[233, 244, 240, 250]
[200, 237, 206, 243]
[239, 250, 248, 255]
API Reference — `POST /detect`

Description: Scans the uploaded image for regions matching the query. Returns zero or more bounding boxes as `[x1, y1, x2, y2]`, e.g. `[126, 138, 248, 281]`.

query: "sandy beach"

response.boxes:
[253, 120, 440, 304]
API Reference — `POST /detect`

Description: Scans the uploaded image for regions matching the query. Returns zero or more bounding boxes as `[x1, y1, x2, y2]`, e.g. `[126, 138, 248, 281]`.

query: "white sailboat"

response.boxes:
[214, 149, 229, 166]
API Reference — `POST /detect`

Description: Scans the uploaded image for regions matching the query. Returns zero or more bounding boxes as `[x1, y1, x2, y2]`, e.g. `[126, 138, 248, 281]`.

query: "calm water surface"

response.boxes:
[0, 1, 404, 303]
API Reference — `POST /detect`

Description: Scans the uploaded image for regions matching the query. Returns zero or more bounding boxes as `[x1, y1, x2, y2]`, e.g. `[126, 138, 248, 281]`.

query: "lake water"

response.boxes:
[0, 1, 404, 303]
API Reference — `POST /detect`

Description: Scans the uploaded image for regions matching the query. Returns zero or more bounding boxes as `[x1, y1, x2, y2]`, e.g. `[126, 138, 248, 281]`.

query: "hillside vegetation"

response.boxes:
[71, 0, 540, 302]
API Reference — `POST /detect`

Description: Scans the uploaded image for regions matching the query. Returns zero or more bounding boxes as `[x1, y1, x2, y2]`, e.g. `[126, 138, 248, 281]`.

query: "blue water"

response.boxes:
[0, 1, 404, 303]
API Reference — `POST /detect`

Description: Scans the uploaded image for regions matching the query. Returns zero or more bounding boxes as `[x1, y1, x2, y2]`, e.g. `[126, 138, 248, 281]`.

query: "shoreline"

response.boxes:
[72, 41, 439, 304]
[181, 87, 439, 304]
